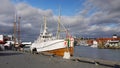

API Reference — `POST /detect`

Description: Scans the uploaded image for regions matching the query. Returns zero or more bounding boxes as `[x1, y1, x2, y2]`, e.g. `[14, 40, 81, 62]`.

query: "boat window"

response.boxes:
[43, 36, 52, 38]
[43, 36, 48, 38]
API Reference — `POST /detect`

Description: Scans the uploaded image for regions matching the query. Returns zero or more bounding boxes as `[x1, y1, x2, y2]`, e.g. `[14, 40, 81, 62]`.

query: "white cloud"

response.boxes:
[0, 0, 14, 14]
[0, 0, 15, 34]
[0, 0, 120, 41]
[23, 23, 32, 28]
[75, 0, 120, 37]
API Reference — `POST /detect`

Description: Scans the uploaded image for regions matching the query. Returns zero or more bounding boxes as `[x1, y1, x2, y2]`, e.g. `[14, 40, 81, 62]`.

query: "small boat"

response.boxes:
[104, 40, 120, 48]
[90, 40, 98, 48]
[30, 16, 74, 57]
[90, 44, 97, 48]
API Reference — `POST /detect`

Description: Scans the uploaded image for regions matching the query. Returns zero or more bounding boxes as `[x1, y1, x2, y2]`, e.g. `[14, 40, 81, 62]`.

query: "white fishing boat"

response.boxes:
[30, 16, 74, 57]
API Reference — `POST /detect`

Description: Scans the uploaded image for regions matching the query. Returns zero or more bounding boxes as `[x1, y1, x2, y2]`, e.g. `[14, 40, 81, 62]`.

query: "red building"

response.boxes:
[87, 35, 120, 46]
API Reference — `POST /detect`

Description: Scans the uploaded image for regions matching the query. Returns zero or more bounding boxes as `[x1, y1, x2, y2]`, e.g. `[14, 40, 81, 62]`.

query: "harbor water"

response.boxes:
[74, 46, 120, 62]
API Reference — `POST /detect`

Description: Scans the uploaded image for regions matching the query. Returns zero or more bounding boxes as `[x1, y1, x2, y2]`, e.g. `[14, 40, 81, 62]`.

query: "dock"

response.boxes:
[0, 51, 119, 68]
[71, 57, 120, 68]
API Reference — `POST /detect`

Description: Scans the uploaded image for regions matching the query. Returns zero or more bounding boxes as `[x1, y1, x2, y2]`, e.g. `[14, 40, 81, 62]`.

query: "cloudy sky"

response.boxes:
[0, 0, 120, 42]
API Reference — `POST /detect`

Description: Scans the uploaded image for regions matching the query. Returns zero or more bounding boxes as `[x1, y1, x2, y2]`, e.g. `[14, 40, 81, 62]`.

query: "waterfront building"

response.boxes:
[87, 35, 120, 49]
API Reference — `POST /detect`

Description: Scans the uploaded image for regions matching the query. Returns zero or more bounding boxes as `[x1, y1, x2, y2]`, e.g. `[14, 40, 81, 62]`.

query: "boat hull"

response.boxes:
[31, 39, 74, 57]
[44, 47, 74, 56]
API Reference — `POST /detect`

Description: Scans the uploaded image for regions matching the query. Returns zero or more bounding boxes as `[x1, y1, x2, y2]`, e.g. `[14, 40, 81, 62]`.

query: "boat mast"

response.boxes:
[56, 7, 61, 39]
[43, 16, 47, 35]
[18, 16, 21, 46]
[13, 13, 17, 46]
